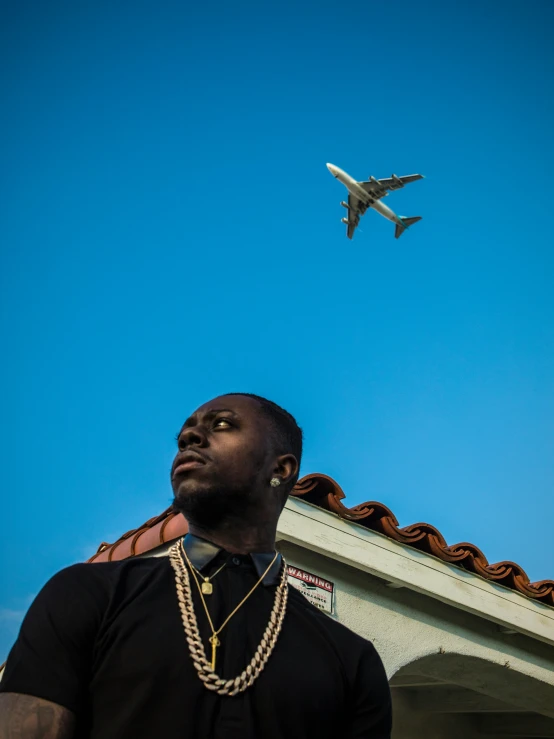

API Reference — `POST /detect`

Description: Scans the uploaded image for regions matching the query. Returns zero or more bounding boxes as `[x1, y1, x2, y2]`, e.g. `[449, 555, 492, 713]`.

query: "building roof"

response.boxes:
[88, 473, 554, 608]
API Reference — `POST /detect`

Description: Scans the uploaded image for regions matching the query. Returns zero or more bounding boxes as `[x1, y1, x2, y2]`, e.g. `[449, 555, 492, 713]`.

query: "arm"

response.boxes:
[0, 694, 75, 739]
[349, 643, 392, 738]
[0, 565, 106, 729]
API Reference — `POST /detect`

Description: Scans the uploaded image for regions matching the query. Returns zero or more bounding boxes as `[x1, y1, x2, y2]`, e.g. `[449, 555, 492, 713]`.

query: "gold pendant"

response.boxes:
[201, 580, 213, 595]
[209, 635, 220, 671]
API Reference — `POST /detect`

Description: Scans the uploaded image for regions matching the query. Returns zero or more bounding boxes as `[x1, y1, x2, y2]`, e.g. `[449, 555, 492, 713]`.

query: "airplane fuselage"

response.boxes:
[328, 165, 403, 226]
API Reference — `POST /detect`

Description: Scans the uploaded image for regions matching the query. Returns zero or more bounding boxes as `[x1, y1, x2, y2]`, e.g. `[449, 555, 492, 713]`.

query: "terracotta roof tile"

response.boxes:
[87, 473, 554, 608]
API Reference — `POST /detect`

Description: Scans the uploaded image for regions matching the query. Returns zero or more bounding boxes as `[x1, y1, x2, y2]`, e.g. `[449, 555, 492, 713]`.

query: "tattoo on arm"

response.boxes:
[0, 693, 75, 739]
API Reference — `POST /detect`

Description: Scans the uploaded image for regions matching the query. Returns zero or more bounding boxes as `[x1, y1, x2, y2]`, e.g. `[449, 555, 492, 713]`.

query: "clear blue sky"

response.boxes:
[1, 0, 553, 658]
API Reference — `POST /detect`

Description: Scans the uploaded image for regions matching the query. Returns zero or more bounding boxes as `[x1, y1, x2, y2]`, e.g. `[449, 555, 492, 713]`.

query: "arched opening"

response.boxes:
[390, 653, 554, 738]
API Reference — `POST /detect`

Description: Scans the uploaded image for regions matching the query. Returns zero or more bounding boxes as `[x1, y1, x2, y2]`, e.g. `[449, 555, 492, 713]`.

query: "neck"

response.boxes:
[188, 515, 278, 554]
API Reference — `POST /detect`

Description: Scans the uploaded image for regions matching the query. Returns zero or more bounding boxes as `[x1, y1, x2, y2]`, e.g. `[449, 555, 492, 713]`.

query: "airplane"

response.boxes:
[326, 163, 424, 240]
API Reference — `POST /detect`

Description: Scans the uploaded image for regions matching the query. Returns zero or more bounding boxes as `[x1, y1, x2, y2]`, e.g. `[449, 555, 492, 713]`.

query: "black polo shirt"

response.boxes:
[0, 535, 392, 738]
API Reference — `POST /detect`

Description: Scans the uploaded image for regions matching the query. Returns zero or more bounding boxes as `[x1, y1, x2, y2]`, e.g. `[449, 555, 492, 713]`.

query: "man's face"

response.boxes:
[171, 395, 275, 521]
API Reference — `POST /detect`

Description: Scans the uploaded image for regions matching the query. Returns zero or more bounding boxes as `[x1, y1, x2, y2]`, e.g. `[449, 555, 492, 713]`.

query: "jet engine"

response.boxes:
[340, 201, 350, 209]
[391, 174, 403, 188]
[341, 217, 349, 225]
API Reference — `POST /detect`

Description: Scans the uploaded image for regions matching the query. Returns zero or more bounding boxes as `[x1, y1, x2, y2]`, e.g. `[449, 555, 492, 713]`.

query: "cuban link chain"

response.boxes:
[169, 541, 289, 696]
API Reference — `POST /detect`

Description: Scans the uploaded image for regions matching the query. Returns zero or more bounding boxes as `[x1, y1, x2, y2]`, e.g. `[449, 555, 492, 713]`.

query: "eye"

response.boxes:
[213, 418, 233, 429]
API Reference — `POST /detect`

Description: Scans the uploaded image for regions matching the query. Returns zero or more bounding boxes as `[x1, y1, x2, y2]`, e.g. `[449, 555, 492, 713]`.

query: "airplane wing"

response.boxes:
[359, 174, 424, 199]
[345, 193, 365, 239]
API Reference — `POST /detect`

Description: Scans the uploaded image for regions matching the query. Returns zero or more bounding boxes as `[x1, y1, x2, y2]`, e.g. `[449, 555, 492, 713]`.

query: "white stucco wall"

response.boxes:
[276, 496, 554, 733]
[277, 538, 554, 711]
[278, 498, 554, 647]
[388, 692, 480, 739]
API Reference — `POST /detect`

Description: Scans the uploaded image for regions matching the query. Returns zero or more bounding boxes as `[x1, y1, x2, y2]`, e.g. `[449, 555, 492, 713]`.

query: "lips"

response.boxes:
[172, 451, 209, 478]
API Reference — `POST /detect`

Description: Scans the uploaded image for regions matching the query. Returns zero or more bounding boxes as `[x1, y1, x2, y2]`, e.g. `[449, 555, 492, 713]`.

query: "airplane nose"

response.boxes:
[326, 163, 338, 177]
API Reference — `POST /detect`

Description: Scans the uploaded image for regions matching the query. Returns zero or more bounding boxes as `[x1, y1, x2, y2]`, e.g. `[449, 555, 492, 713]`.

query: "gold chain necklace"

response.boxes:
[169, 540, 288, 696]
[191, 560, 227, 595]
[183, 544, 278, 671]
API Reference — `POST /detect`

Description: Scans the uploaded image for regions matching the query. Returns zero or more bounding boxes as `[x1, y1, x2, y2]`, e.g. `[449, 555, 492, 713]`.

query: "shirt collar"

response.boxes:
[182, 533, 282, 587]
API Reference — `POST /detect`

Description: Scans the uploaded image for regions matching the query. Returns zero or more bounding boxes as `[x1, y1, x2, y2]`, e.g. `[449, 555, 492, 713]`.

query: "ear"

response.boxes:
[272, 454, 299, 488]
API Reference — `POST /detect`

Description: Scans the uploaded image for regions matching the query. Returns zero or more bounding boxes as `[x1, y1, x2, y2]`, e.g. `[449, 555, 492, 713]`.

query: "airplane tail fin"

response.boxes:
[395, 216, 422, 239]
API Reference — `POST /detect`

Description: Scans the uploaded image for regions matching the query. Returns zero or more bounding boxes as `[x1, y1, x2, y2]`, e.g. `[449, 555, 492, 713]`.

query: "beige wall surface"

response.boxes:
[277, 535, 554, 738]
[278, 539, 554, 690]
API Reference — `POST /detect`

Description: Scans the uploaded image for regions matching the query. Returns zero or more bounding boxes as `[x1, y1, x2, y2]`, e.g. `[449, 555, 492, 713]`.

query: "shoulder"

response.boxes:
[286, 586, 389, 704]
[287, 586, 375, 652]
[50, 554, 167, 581]
[2, 557, 172, 661]
[35, 556, 171, 606]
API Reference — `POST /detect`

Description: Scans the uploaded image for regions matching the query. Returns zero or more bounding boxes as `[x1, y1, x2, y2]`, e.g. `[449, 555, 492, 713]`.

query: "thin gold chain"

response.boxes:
[169, 541, 288, 694]
[192, 560, 227, 583]
[182, 542, 278, 638]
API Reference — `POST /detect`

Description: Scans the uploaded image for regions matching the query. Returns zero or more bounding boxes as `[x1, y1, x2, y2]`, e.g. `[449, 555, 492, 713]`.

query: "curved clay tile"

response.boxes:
[89, 509, 186, 563]
[88, 472, 554, 608]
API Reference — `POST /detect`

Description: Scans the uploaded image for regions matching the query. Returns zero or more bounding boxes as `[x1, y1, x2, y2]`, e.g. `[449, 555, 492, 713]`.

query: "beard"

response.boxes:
[172, 479, 254, 529]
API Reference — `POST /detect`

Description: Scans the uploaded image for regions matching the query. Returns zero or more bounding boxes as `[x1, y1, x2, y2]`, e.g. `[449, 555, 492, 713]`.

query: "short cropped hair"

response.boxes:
[223, 393, 303, 485]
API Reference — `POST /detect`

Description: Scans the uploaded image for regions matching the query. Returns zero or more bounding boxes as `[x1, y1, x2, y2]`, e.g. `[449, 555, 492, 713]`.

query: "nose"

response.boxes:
[178, 425, 208, 448]
[326, 163, 339, 178]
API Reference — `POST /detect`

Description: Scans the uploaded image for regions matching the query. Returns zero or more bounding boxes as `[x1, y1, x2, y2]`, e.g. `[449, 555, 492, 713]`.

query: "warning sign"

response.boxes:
[287, 565, 335, 615]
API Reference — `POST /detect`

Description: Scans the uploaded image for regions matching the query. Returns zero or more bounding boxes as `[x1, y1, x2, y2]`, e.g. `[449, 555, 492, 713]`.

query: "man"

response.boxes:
[0, 394, 392, 738]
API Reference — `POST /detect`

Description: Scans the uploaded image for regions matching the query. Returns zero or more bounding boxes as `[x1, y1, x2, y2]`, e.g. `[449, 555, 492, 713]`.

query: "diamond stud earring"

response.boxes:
[270, 478, 281, 487]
